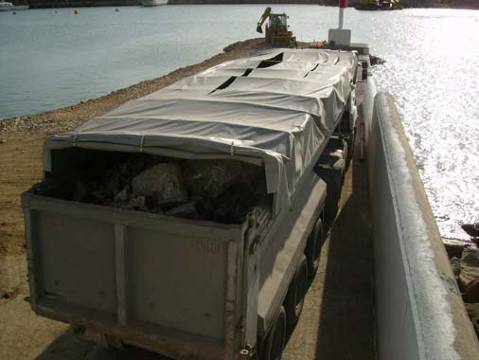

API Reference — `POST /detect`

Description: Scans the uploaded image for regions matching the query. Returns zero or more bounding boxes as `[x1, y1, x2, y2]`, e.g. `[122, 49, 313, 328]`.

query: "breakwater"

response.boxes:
[26, 0, 323, 7]
[27, 0, 139, 8]
[21, 0, 479, 9]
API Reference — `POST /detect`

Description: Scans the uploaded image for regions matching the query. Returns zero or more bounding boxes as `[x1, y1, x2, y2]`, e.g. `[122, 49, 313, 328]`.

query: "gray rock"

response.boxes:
[450, 257, 461, 277]
[129, 195, 146, 210]
[463, 279, 479, 303]
[104, 171, 122, 196]
[132, 163, 186, 204]
[462, 223, 479, 238]
[464, 303, 479, 336]
[73, 181, 89, 202]
[166, 202, 197, 218]
[120, 195, 147, 211]
[183, 160, 254, 198]
[114, 187, 128, 203]
[370, 55, 385, 66]
[444, 238, 465, 259]
[459, 247, 479, 291]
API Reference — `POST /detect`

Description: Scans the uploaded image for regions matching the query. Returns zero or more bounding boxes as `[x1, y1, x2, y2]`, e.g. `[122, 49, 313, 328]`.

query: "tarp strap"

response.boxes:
[72, 134, 78, 147]
[230, 141, 235, 156]
[139, 135, 145, 152]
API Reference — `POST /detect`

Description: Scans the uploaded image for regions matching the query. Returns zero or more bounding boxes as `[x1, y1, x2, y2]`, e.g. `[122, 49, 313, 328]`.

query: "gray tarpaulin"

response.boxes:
[44, 48, 357, 212]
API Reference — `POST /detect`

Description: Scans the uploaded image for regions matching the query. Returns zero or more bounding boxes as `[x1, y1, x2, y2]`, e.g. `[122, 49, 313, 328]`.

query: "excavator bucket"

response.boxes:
[256, 24, 263, 34]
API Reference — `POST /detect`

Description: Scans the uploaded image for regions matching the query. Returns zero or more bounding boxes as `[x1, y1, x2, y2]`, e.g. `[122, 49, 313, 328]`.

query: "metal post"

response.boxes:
[338, 0, 348, 29]
[339, 7, 344, 29]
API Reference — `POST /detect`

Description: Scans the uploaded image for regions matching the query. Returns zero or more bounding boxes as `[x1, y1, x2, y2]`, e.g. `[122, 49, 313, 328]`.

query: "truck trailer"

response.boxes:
[22, 48, 358, 359]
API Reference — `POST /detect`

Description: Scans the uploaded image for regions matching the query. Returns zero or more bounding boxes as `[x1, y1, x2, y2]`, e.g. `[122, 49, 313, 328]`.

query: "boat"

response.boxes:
[0, 1, 28, 11]
[140, 0, 168, 7]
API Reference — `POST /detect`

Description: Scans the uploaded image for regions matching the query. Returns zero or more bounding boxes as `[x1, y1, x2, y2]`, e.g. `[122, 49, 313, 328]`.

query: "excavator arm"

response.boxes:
[256, 7, 271, 34]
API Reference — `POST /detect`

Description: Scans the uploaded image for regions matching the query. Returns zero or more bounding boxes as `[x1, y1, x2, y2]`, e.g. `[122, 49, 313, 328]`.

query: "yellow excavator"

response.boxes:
[256, 7, 296, 47]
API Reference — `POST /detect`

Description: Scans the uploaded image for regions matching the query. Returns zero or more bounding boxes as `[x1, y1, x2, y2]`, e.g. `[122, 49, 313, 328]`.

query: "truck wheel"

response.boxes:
[260, 307, 287, 360]
[305, 218, 323, 277]
[346, 129, 355, 162]
[284, 255, 308, 325]
[323, 172, 342, 226]
[342, 139, 349, 173]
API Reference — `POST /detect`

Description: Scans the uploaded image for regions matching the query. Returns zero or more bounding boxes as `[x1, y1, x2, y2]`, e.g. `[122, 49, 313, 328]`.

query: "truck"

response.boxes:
[22, 48, 358, 359]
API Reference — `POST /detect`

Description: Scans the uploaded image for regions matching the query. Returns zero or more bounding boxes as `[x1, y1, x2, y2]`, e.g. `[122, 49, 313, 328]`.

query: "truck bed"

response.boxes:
[23, 192, 245, 359]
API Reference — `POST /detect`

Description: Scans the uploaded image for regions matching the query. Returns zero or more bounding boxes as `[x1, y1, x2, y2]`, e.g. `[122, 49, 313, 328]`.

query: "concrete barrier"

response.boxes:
[366, 92, 479, 359]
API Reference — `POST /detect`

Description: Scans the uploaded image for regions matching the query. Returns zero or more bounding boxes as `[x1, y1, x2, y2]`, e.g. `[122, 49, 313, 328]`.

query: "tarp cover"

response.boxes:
[44, 48, 357, 211]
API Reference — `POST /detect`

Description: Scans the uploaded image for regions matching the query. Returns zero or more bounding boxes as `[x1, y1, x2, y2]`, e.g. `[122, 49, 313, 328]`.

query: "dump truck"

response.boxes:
[22, 48, 358, 359]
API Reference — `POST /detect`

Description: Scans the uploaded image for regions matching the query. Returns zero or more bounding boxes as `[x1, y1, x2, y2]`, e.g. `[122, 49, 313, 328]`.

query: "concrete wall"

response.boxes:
[365, 91, 479, 359]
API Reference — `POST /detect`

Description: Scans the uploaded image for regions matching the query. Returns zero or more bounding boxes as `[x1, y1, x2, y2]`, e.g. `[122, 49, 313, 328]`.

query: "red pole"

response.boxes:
[338, 0, 348, 29]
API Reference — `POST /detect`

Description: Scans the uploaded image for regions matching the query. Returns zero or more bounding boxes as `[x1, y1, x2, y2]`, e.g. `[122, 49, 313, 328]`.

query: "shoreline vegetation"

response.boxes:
[10, 0, 479, 10]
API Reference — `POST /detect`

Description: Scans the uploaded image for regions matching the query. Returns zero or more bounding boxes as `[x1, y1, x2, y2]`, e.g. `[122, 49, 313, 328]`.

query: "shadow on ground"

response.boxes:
[37, 328, 171, 360]
[36, 328, 91, 360]
[313, 148, 375, 359]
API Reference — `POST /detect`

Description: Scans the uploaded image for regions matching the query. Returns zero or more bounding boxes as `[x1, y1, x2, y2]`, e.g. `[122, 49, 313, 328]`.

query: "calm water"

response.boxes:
[1, 5, 478, 240]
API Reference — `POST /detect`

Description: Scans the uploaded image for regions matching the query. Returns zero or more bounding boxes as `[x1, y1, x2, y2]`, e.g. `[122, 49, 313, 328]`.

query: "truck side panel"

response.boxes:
[36, 211, 117, 315]
[23, 194, 244, 358]
[128, 227, 227, 338]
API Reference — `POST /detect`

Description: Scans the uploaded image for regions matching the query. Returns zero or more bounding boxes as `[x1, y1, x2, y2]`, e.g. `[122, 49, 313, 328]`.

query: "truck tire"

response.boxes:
[305, 217, 323, 277]
[260, 306, 287, 360]
[342, 139, 349, 172]
[346, 129, 355, 163]
[316, 164, 343, 226]
[284, 255, 308, 325]
[325, 172, 342, 224]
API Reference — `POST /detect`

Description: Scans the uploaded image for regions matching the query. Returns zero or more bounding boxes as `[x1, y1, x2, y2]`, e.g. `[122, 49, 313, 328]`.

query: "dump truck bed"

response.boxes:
[22, 170, 326, 359]
[23, 192, 246, 358]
